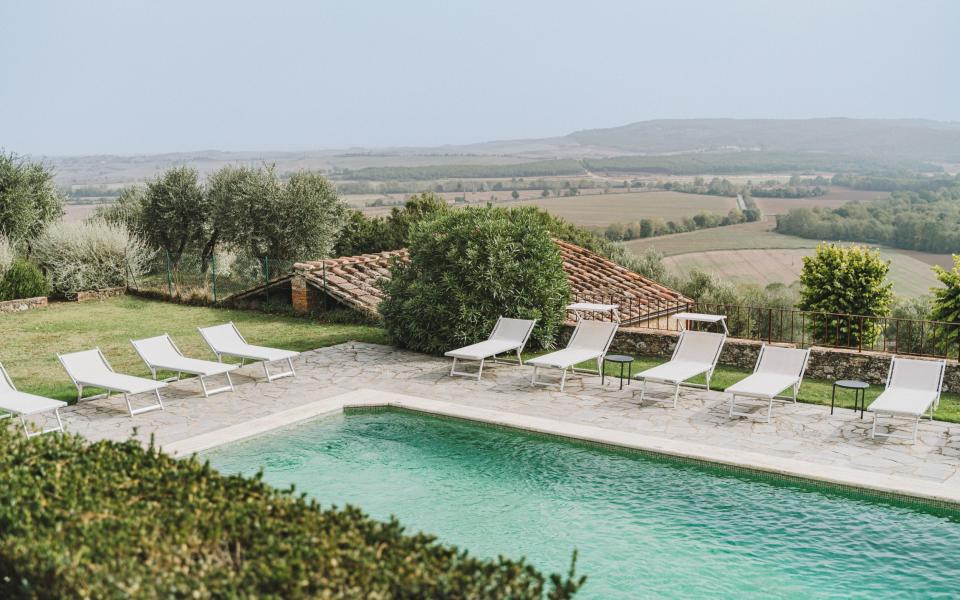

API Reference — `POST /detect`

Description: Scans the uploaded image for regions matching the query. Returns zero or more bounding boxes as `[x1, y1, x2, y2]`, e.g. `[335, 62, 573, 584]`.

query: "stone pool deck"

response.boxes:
[54, 342, 960, 504]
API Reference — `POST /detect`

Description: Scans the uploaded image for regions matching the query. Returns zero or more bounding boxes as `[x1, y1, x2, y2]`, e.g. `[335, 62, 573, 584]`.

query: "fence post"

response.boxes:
[767, 308, 773, 343]
[211, 254, 218, 303]
[165, 251, 173, 297]
[858, 316, 864, 352]
[264, 257, 270, 285]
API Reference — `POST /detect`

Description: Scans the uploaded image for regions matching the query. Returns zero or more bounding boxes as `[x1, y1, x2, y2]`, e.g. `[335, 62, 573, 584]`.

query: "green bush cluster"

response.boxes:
[0, 258, 48, 301]
[0, 427, 583, 599]
[380, 206, 570, 354]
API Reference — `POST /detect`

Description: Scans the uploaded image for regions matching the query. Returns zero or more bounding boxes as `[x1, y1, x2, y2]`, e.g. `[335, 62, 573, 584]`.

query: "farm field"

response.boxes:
[752, 188, 889, 215]
[624, 219, 807, 255]
[514, 190, 736, 227]
[663, 248, 938, 298]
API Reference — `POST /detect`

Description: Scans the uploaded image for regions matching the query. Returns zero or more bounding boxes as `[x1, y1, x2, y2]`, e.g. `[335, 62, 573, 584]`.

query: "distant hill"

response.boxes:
[565, 118, 960, 162]
[40, 118, 960, 187]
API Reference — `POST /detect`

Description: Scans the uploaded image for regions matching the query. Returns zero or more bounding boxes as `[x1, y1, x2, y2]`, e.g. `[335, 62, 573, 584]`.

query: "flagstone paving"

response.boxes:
[54, 342, 960, 492]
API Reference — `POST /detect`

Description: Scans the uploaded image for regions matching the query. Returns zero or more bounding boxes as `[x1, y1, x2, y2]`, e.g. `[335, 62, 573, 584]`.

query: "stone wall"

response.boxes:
[0, 296, 47, 314]
[562, 323, 960, 393]
[76, 287, 126, 303]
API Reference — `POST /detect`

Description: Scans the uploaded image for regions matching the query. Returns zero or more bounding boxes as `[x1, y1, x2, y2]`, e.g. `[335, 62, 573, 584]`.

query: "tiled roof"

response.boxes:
[293, 240, 692, 323]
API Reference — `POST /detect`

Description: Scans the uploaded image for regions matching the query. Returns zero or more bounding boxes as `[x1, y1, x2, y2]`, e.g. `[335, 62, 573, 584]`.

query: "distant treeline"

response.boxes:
[830, 173, 960, 192]
[776, 184, 960, 254]
[581, 152, 938, 176]
[664, 176, 828, 199]
[334, 159, 585, 181]
[602, 205, 762, 242]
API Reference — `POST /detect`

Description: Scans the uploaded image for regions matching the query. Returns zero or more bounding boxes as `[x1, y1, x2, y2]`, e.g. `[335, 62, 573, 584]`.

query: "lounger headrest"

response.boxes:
[889, 357, 945, 392]
[675, 330, 726, 364]
[199, 323, 244, 350]
[59, 349, 112, 377]
[132, 335, 181, 362]
[757, 346, 809, 377]
[491, 318, 536, 343]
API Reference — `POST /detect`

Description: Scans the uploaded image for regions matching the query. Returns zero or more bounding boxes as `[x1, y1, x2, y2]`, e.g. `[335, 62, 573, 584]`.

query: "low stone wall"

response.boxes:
[0, 295, 47, 314]
[76, 287, 127, 303]
[562, 323, 960, 393]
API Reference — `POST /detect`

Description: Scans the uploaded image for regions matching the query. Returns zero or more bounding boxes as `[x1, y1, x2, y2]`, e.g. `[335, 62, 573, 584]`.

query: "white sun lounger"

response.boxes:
[527, 320, 618, 391]
[633, 330, 726, 407]
[198, 322, 299, 382]
[132, 334, 238, 397]
[444, 317, 537, 380]
[725, 345, 810, 422]
[868, 356, 946, 443]
[58, 348, 166, 417]
[0, 362, 67, 437]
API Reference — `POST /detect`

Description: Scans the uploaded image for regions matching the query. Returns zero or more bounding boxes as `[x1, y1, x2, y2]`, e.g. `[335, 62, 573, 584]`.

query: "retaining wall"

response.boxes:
[0, 296, 47, 314]
[562, 323, 960, 393]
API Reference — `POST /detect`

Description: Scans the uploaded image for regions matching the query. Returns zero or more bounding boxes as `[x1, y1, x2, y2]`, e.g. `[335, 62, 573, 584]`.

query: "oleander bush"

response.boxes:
[0, 258, 49, 301]
[31, 220, 153, 298]
[0, 427, 583, 599]
[380, 206, 571, 354]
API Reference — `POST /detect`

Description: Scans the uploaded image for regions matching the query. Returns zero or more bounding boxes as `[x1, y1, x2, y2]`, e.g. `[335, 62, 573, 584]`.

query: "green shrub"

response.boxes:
[798, 243, 893, 346]
[31, 220, 153, 298]
[0, 258, 49, 301]
[0, 427, 583, 598]
[380, 206, 571, 354]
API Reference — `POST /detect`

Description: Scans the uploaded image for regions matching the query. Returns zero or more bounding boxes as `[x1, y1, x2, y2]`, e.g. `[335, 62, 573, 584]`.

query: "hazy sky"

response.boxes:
[2, 0, 958, 155]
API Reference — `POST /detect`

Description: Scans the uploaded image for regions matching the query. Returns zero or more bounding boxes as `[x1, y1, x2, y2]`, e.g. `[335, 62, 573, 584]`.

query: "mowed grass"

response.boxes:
[0, 296, 388, 402]
[516, 190, 737, 227]
[664, 248, 940, 298]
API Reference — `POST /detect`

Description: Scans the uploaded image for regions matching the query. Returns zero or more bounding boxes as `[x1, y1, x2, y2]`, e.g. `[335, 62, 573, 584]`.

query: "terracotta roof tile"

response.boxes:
[294, 241, 692, 323]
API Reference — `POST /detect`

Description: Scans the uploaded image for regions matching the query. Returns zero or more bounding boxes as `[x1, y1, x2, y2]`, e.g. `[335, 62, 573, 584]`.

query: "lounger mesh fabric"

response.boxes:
[528, 320, 618, 391]
[725, 346, 810, 422]
[199, 322, 299, 382]
[132, 335, 236, 397]
[445, 318, 536, 380]
[0, 363, 66, 436]
[868, 357, 945, 443]
[634, 330, 726, 408]
[59, 349, 165, 417]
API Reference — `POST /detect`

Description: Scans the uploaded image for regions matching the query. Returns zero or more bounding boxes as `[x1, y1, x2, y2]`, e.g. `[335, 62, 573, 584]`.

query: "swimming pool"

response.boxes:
[203, 409, 960, 598]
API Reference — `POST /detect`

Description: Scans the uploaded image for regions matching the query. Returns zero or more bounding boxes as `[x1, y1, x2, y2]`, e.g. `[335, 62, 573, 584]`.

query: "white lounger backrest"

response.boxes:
[132, 335, 183, 365]
[199, 323, 246, 352]
[59, 349, 113, 380]
[673, 331, 726, 365]
[755, 345, 810, 378]
[490, 318, 537, 345]
[568, 320, 619, 353]
[0, 363, 17, 393]
[887, 356, 945, 393]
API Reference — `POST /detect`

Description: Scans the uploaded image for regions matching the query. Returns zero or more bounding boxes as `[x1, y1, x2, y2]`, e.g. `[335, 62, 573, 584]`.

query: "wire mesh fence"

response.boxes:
[128, 251, 296, 304]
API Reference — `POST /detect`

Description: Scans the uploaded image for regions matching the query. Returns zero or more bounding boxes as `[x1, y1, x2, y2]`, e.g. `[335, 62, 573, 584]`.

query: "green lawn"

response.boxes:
[0, 296, 388, 402]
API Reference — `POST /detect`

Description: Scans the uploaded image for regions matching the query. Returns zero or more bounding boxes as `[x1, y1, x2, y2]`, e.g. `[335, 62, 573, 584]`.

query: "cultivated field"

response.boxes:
[514, 190, 736, 227]
[624, 219, 804, 255]
[663, 248, 939, 298]
[753, 188, 890, 215]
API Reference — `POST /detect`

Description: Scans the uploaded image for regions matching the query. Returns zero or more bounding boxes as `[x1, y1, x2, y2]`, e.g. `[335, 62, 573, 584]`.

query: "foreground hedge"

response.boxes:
[0, 428, 582, 598]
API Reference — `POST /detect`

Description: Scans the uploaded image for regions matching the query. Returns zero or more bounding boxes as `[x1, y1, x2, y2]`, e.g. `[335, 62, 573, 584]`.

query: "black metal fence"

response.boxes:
[568, 293, 960, 361]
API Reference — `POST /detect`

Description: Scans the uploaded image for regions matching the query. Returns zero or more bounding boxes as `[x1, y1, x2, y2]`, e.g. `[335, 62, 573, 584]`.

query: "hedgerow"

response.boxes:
[0, 427, 583, 598]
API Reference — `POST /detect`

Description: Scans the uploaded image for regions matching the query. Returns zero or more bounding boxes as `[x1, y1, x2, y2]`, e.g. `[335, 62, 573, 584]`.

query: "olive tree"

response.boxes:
[215, 166, 346, 268]
[142, 167, 212, 268]
[0, 152, 64, 243]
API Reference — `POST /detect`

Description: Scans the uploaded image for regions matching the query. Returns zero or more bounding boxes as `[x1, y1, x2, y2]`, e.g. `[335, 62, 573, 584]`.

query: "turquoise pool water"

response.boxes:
[203, 409, 960, 598]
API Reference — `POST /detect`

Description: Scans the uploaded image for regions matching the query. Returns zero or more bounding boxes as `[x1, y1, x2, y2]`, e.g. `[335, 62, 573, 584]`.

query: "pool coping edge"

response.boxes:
[162, 388, 960, 507]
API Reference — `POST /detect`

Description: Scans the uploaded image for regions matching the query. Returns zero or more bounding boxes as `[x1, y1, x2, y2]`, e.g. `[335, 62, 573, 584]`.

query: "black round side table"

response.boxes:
[603, 355, 634, 390]
[831, 379, 869, 418]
